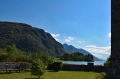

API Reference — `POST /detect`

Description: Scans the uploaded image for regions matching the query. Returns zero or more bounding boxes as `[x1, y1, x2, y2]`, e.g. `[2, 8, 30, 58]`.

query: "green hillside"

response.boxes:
[0, 21, 66, 57]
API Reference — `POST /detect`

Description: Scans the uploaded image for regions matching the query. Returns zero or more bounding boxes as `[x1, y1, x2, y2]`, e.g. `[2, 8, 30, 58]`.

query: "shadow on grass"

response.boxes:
[25, 78, 39, 79]
[0, 71, 17, 74]
[25, 78, 43, 79]
[22, 69, 31, 72]
[47, 70, 55, 72]
[0, 69, 31, 74]
[17, 69, 31, 73]
[0, 72, 9, 74]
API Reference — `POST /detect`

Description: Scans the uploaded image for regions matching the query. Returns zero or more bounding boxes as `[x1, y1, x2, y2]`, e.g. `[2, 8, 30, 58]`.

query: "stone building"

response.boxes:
[106, 0, 120, 79]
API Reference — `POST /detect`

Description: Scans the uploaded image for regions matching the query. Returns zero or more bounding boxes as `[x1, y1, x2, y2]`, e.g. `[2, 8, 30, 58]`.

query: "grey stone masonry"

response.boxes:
[111, 0, 120, 60]
[107, 1, 120, 78]
[106, 60, 120, 79]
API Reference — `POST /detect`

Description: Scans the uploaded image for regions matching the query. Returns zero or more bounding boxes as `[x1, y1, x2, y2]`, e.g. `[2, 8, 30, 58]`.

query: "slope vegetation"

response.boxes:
[0, 21, 66, 57]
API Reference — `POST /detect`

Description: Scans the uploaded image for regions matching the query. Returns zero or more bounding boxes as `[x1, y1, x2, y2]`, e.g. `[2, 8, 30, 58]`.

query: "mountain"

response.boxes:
[63, 43, 103, 61]
[0, 21, 66, 57]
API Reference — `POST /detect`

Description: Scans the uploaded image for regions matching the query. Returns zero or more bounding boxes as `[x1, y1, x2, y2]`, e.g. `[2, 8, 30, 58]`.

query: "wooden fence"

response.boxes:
[0, 62, 32, 73]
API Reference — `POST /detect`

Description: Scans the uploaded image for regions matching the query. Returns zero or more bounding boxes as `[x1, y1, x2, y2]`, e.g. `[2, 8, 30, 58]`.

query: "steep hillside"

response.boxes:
[0, 21, 66, 57]
[63, 43, 103, 61]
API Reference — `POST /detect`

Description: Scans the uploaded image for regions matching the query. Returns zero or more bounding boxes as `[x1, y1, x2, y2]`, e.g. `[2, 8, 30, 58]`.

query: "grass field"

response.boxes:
[0, 70, 101, 79]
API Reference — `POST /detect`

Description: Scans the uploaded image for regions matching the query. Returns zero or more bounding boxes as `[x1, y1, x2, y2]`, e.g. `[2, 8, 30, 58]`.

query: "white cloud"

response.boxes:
[51, 33, 60, 41]
[109, 32, 111, 37]
[78, 41, 82, 43]
[78, 40, 85, 43]
[83, 45, 111, 60]
[65, 39, 70, 42]
[55, 38, 59, 41]
[83, 45, 111, 55]
[85, 45, 96, 48]
[51, 34, 60, 38]
[68, 37, 74, 40]
[65, 37, 74, 42]
[45, 30, 48, 32]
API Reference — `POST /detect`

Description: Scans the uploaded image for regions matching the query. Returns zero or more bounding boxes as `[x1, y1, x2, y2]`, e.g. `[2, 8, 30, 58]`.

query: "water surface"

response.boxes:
[62, 61, 106, 66]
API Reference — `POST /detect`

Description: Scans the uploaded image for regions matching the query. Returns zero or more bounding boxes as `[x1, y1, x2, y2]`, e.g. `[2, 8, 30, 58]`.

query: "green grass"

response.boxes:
[0, 70, 101, 79]
[0, 70, 38, 79]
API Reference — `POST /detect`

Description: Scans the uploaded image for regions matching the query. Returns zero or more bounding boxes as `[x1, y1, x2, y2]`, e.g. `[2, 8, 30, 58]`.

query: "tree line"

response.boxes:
[0, 44, 53, 65]
[60, 52, 94, 62]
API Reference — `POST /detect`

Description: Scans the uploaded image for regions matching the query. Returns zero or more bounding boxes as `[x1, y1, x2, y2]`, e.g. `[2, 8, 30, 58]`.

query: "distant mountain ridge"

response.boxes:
[63, 43, 103, 61]
[0, 21, 66, 57]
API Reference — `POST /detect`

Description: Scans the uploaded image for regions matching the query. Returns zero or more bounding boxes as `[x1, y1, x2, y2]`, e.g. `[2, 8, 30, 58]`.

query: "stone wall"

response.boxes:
[106, 60, 120, 79]
[47, 63, 107, 72]
[106, 0, 120, 79]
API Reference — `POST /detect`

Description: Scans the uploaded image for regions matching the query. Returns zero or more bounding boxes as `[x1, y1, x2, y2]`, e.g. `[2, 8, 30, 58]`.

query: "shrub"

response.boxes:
[52, 62, 63, 72]
[104, 56, 110, 67]
[95, 72, 116, 79]
[31, 59, 46, 79]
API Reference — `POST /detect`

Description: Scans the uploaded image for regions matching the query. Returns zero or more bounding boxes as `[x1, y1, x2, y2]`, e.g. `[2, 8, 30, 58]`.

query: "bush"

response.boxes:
[15, 55, 29, 62]
[31, 59, 46, 79]
[0, 54, 7, 62]
[104, 56, 110, 67]
[95, 72, 116, 79]
[52, 62, 63, 72]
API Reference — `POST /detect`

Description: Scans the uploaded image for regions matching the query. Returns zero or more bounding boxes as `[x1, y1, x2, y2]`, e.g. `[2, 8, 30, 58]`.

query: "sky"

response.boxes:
[0, 0, 111, 60]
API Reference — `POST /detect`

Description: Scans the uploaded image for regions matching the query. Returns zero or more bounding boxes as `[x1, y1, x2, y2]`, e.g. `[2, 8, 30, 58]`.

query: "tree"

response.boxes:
[104, 56, 110, 67]
[6, 44, 18, 62]
[84, 54, 94, 62]
[31, 59, 46, 79]
[6, 44, 17, 55]
[29, 52, 53, 66]
[39, 52, 49, 65]
[15, 55, 29, 62]
[61, 52, 94, 61]
[29, 53, 38, 61]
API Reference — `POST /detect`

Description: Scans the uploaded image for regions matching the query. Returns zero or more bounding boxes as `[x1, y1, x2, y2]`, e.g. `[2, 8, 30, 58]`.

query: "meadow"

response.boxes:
[0, 70, 101, 79]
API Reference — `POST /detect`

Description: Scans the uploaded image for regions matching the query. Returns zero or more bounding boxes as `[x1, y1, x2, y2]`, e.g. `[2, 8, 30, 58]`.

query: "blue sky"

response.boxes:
[0, 0, 111, 60]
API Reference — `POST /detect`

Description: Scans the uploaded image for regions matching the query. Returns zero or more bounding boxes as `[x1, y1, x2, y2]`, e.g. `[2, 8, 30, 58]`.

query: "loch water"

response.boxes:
[62, 60, 106, 66]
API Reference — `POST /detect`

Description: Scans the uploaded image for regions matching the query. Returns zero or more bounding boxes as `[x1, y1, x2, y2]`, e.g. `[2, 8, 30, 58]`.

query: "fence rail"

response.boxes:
[0, 62, 32, 73]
